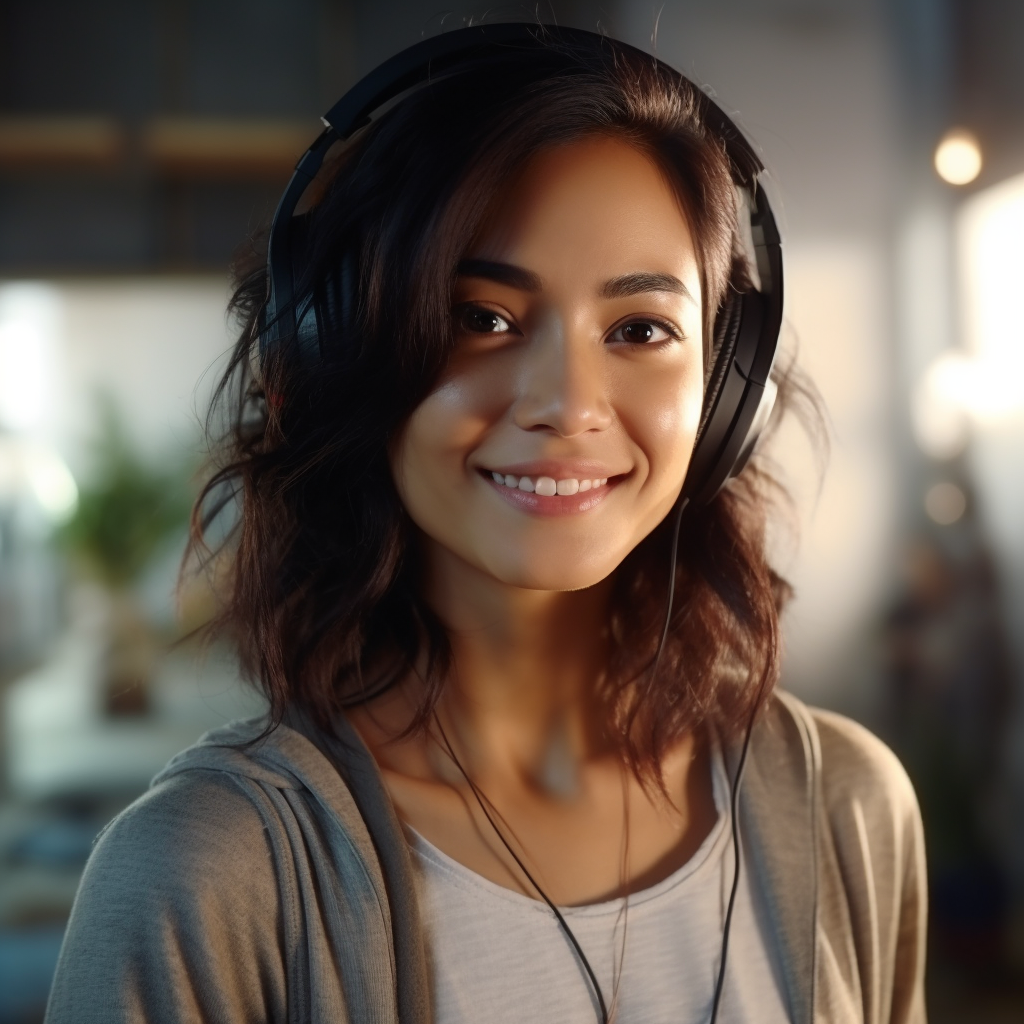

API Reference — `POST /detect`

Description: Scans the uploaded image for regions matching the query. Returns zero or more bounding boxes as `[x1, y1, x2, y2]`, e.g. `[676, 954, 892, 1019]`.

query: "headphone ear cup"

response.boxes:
[684, 288, 774, 504]
[727, 373, 778, 481]
[306, 245, 356, 365]
[698, 291, 743, 444]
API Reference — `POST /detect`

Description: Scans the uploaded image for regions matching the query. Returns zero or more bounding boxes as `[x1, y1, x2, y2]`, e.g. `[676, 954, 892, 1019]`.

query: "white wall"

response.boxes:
[0, 277, 235, 481]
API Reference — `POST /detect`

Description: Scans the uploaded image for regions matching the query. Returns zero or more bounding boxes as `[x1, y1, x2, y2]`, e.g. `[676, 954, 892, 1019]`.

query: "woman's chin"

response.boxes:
[484, 553, 619, 593]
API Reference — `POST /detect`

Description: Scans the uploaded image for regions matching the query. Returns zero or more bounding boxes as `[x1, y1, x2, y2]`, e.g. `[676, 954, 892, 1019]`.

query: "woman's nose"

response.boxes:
[511, 319, 613, 437]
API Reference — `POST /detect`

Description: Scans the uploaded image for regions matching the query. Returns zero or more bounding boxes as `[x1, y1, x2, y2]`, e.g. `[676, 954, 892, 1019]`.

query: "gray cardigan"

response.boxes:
[45, 691, 927, 1023]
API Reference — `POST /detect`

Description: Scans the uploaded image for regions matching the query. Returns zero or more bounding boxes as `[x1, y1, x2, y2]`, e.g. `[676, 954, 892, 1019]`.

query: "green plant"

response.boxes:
[58, 396, 195, 588]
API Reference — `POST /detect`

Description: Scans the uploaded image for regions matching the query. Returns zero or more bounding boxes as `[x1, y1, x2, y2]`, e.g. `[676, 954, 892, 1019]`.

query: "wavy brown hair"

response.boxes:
[190, 36, 811, 780]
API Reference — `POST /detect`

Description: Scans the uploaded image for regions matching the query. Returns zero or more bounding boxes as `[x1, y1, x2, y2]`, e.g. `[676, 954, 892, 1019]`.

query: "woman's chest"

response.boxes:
[408, 821, 793, 1024]
[379, 744, 717, 906]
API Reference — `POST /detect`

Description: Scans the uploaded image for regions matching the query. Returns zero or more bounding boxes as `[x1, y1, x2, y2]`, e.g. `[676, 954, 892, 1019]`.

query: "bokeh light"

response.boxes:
[934, 128, 982, 185]
[924, 480, 967, 524]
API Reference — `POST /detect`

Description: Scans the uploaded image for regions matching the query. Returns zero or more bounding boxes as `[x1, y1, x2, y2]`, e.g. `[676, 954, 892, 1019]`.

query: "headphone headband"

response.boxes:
[261, 23, 783, 505]
[319, 25, 765, 181]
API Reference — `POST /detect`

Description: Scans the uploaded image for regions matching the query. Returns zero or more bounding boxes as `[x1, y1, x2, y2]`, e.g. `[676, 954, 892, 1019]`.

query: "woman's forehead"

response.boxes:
[464, 136, 701, 300]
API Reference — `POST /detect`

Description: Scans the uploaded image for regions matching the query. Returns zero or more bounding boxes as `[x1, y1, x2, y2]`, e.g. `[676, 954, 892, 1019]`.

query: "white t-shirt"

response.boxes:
[408, 744, 792, 1023]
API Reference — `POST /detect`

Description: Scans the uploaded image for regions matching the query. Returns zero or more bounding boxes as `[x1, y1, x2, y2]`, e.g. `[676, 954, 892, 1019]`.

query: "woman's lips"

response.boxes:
[481, 470, 619, 517]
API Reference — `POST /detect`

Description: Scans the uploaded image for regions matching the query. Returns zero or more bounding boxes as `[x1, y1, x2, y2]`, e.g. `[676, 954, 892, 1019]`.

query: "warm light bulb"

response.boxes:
[935, 129, 982, 185]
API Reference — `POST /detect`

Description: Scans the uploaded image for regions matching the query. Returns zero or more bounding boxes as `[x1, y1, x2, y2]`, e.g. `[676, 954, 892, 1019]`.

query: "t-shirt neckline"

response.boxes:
[405, 739, 731, 917]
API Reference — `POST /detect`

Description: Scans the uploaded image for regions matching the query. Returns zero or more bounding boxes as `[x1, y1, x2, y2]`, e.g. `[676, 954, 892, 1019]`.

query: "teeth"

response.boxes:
[489, 472, 610, 494]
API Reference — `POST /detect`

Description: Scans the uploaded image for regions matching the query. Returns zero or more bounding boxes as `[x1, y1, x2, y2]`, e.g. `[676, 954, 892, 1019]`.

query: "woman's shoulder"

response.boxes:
[49, 716, 394, 1023]
[48, 754, 290, 1022]
[81, 719, 309, 881]
[70, 739, 291, 949]
[769, 690, 923, 843]
[89, 759, 278, 887]
[766, 695, 928, 1022]
[83, 714, 380, 888]
[812, 706, 917, 809]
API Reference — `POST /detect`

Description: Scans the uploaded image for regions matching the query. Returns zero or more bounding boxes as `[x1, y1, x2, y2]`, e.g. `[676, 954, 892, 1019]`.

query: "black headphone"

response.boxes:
[260, 23, 783, 508]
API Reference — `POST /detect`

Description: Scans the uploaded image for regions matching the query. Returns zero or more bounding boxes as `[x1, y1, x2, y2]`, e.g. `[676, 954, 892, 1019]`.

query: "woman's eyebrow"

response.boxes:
[600, 271, 695, 302]
[456, 261, 694, 304]
[456, 259, 543, 291]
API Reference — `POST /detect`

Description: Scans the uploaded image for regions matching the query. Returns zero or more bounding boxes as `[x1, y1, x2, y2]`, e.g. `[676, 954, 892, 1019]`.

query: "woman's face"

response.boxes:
[392, 135, 704, 592]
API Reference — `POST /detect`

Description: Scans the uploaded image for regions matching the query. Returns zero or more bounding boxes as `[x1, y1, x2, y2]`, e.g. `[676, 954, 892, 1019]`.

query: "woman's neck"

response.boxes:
[346, 540, 715, 906]
[418, 541, 618, 789]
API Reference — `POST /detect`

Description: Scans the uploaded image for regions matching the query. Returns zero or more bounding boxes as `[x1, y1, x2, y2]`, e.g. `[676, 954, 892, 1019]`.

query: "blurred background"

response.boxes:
[0, 0, 1021, 1020]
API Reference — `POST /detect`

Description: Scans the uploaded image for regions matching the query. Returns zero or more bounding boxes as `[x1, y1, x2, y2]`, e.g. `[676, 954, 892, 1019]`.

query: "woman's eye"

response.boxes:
[456, 305, 513, 334]
[609, 319, 678, 345]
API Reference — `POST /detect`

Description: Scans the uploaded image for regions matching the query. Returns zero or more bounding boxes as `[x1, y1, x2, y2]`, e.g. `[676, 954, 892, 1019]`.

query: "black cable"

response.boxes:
[649, 496, 688, 684]
[433, 718, 611, 1024]
[708, 699, 758, 1024]
[658, 495, 759, 1023]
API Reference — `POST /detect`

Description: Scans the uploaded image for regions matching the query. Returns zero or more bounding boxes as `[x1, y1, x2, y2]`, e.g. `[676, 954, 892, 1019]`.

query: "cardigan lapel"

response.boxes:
[289, 708, 433, 1024]
[733, 692, 820, 1024]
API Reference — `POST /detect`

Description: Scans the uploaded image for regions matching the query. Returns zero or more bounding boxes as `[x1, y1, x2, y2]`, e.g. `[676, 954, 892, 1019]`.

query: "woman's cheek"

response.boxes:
[391, 366, 504, 517]
[421, 354, 515, 439]
[623, 364, 703, 491]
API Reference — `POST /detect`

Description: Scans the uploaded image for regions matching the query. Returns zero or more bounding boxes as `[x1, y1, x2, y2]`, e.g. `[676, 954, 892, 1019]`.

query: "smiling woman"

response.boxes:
[46, 25, 926, 1024]
[395, 138, 705, 592]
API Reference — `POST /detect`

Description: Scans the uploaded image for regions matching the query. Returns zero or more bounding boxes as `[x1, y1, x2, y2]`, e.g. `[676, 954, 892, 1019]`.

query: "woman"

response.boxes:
[47, 25, 926, 1024]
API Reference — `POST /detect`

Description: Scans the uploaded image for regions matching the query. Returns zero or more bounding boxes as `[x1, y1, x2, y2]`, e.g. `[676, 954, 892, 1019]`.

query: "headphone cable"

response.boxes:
[651, 495, 759, 1024]
[433, 717, 611, 1024]
[708, 698, 757, 1024]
